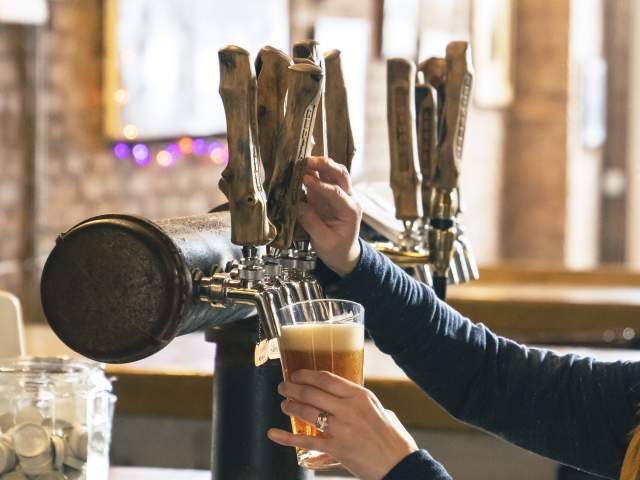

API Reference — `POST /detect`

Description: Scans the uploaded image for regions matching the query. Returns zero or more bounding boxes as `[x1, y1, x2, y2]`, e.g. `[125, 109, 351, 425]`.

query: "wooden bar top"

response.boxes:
[110, 466, 349, 479]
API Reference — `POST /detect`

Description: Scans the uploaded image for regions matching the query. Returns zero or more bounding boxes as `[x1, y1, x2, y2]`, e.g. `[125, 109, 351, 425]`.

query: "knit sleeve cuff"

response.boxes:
[384, 449, 452, 480]
[319, 238, 379, 297]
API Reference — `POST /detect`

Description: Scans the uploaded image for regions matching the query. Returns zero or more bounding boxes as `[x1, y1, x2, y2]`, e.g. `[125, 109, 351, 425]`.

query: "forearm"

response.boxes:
[323, 240, 640, 479]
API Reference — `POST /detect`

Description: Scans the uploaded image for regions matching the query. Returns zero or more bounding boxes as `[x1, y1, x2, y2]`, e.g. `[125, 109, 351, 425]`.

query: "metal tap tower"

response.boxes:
[376, 41, 479, 300]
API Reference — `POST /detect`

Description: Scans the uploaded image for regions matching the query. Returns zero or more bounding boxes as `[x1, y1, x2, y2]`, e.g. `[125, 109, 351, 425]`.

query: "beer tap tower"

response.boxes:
[40, 40, 352, 480]
[376, 41, 479, 300]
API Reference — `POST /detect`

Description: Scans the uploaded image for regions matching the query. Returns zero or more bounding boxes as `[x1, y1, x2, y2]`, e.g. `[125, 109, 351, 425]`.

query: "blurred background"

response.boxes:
[0, 0, 640, 318]
[0, 1, 638, 478]
[1, 0, 638, 322]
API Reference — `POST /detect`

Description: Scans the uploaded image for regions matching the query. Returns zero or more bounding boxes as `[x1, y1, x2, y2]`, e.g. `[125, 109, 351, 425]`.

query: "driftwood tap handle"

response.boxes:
[218, 45, 276, 247]
[437, 42, 473, 190]
[293, 40, 327, 158]
[324, 49, 355, 172]
[415, 82, 438, 217]
[387, 58, 423, 222]
[255, 46, 292, 189]
[267, 63, 324, 250]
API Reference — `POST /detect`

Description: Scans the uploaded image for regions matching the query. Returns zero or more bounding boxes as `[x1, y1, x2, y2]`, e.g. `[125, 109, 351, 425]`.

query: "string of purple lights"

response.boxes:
[112, 137, 229, 168]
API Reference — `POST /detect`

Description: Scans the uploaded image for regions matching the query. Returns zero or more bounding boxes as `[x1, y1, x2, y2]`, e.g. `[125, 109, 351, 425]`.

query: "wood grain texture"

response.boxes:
[418, 57, 447, 141]
[387, 58, 423, 221]
[218, 46, 276, 247]
[255, 46, 292, 190]
[293, 39, 327, 157]
[324, 49, 355, 172]
[437, 42, 473, 190]
[267, 63, 323, 250]
[415, 82, 438, 217]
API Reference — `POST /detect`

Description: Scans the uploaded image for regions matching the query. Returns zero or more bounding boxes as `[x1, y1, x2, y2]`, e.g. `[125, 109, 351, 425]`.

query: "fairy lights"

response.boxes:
[122, 124, 138, 140]
[113, 89, 129, 105]
[156, 150, 174, 167]
[191, 138, 207, 156]
[111, 136, 228, 169]
[166, 143, 182, 161]
[113, 143, 130, 160]
[178, 137, 193, 154]
[132, 144, 150, 163]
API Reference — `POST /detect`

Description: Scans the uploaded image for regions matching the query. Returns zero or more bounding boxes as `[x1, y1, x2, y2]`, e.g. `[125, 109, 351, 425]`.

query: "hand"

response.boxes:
[297, 156, 362, 277]
[267, 369, 418, 480]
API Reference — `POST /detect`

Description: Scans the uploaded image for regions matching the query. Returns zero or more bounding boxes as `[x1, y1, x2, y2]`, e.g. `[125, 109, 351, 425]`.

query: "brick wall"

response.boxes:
[1, 1, 228, 320]
[0, 26, 27, 299]
[0, 0, 577, 320]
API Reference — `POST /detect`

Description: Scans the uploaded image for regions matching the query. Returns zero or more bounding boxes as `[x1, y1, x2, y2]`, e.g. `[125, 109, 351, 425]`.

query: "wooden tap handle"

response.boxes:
[415, 82, 438, 216]
[438, 42, 473, 190]
[218, 46, 276, 247]
[387, 58, 423, 222]
[324, 49, 355, 172]
[293, 40, 327, 158]
[417, 57, 447, 144]
[267, 63, 324, 250]
[255, 46, 292, 190]
[292, 40, 321, 62]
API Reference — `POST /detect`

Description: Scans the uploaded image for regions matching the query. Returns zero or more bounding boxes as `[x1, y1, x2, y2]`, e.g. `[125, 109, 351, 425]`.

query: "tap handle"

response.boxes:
[387, 58, 423, 222]
[267, 63, 324, 250]
[324, 49, 355, 172]
[255, 46, 292, 190]
[218, 45, 276, 247]
[437, 41, 473, 190]
[415, 81, 438, 217]
[417, 57, 447, 141]
[293, 40, 327, 158]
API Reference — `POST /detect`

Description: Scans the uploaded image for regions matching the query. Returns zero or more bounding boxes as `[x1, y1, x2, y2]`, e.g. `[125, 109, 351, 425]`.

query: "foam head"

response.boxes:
[278, 321, 364, 352]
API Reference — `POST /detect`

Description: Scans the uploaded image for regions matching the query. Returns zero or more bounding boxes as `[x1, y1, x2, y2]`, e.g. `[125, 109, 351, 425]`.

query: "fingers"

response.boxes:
[291, 369, 362, 398]
[297, 201, 332, 241]
[267, 428, 327, 452]
[281, 400, 323, 429]
[306, 156, 353, 195]
[303, 174, 360, 222]
[278, 381, 344, 415]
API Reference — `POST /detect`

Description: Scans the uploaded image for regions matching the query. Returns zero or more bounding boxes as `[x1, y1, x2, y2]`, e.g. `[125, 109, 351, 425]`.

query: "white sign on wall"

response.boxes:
[104, 0, 289, 140]
[0, 0, 47, 25]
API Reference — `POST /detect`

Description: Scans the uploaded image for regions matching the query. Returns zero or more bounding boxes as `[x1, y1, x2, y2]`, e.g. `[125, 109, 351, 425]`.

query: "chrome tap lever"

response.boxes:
[452, 241, 469, 283]
[458, 229, 480, 281]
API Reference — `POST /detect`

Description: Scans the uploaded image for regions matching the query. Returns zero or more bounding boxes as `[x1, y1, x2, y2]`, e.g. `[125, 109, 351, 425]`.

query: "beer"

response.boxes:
[278, 321, 364, 469]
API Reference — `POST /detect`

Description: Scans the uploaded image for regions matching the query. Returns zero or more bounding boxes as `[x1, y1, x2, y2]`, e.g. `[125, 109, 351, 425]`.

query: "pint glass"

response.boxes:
[277, 299, 365, 470]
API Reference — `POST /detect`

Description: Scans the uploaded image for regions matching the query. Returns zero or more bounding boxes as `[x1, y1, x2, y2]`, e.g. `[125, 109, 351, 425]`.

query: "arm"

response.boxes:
[325, 239, 640, 479]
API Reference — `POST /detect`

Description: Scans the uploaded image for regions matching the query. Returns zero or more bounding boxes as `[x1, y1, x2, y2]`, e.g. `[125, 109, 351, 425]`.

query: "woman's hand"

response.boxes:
[267, 369, 418, 480]
[297, 156, 362, 277]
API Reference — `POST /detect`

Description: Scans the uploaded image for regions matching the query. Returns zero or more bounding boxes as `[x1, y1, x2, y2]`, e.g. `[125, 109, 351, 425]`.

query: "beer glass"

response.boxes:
[277, 299, 365, 470]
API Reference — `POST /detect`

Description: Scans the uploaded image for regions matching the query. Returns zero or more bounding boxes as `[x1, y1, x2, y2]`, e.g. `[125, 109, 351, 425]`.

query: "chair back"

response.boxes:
[0, 290, 25, 357]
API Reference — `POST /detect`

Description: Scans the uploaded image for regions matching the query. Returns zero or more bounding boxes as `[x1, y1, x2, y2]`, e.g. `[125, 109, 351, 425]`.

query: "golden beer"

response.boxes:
[278, 321, 365, 469]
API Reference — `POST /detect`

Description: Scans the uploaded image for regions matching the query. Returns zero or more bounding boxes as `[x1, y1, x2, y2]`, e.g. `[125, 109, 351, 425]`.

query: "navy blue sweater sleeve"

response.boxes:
[384, 450, 451, 479]
[322, 239, 640, 479]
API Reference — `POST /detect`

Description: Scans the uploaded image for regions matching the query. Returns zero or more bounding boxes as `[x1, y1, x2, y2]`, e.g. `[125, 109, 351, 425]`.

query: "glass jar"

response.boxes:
[0, 357, 116, 480]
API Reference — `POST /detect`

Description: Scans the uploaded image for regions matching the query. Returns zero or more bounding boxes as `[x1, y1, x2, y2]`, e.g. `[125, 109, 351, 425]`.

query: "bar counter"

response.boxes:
[26, 276, 640, 432]
[110, 467, 347, 479]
